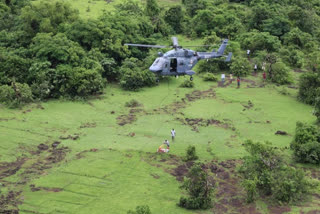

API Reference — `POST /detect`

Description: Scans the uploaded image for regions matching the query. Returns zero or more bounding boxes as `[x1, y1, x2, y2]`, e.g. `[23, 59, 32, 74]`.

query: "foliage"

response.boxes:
[298, 72, 320, 105]
[314, 97, 320, 123]
[164, 6, 184, 33]
[127, 205, 151, 214]
[230, 57, 251, 77]
[271, 166, 314, 203]
[241, 178, 258, 203]
[290, 122, 320, 164]
[179, 163, 213, 209]
[119, 58, 156, 91]
[0, 82, 33, 108]
[125, 99, 141, 108]
[268, 61, 293, 85]
[240, 140, 314, 203]
[184, 146, 198, 161]
[202, 73, 218, 82]
[179, 80, 194, 88]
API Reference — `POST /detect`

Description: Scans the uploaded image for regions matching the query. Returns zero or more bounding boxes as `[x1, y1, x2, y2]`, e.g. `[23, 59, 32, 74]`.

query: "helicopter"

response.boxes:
[125, 37, 232, 81]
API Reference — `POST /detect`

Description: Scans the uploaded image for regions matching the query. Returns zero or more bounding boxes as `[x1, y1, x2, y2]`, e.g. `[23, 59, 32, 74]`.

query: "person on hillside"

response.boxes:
[254, 64, 257, 73]
[171, 128, 176, 141]
[247, 50, 250, 59]
[164, 139, 170, 148]
[263, 72, 266, 81]
[221, 73, 225, 84]
[237, 77, 241, 88]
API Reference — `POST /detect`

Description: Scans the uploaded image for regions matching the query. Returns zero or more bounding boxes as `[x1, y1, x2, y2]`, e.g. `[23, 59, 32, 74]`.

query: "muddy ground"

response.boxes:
[145, 154, 320, 214]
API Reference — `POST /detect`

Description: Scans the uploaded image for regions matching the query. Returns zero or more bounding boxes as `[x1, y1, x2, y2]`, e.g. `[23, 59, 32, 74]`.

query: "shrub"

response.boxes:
[241, 178, 258, 203]
[184, 146, 198, 161]
[180, 80, 194, 88]
[179, 163, 214, 209]
[240, 140, 314, 203]
[271, 166, 314, 203]
[203, 73, 218, 81]
[125, 99, 141, 108]
[127, 205, 151, 214]
[120, 68, 156, 91]
[298, 72, 320, 105]
[230, 57, 251, 77]
[268, 61, 293, 85]
[290, 122, 320, 164]
[0, 83, 33, 108]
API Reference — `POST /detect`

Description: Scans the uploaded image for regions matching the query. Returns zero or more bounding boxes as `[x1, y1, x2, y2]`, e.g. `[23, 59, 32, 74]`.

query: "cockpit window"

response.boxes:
[153, 58, 160, 65]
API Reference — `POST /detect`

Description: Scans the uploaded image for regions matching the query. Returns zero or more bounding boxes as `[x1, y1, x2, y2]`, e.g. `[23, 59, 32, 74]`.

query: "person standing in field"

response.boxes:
[254, 64, 257, 73]
[164, 139, 170, 148]
[171, 128, 176, 141]
[263, 72, 266, 81]
[247, 50, 250, 59]
[221, 73, 225, 84]
[237, 77, 241, 88]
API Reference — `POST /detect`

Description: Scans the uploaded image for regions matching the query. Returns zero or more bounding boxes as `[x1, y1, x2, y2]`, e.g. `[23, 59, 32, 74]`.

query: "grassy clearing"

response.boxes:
[32, 0, 181, 19]
[0, 73, 319, 213]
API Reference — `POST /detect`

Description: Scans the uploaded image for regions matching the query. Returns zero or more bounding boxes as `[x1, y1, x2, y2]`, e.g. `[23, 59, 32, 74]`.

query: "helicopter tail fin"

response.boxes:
[217, 39, 228, 56]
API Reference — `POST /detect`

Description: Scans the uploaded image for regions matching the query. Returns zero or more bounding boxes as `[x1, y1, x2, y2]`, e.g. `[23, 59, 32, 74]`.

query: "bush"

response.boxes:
[180, 80, 194, 88]
[290, 122, 320, 164]
[125, 99, 141, 108]
[202, 73, 218, 81]
[240, 140, 314, 203]
[230, 57, 251, 77]
[184, 146, 198, 161]
[179, 163, 214, 209]
[268, 61, 293, 85]
[271, 166, 314, 203]
[298, 72, 320, 105]
[127, 205, 151, 214]
[0, 83, 33, 108]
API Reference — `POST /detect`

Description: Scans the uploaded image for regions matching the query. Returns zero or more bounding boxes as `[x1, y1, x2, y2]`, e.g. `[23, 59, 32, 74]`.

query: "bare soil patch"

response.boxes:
[117, 114, 136, 126]
[176, 117, 234, 132]
[0, 191, 22, 213]
[268, 206, 291, 214]
[59, 134, 80, 140]
[80, 122, 96, 128]
[30, 184, 62, 192]
[0, 158, 27, 180]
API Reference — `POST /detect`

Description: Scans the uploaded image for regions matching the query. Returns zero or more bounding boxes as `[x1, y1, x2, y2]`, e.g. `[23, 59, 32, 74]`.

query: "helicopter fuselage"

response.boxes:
[149, 49, 199, 77]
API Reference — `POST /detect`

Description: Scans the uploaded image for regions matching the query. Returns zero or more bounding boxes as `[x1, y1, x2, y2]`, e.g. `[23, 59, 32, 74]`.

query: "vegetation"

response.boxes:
[184, 145, 198, 161]
[127, 205, 151, 214]
[291, 122, 320, 164]
[202, 73, 218, 82]
[180, 80, 194, 88]
[240, 140, 315, 204]
[179, 163, 213, 209]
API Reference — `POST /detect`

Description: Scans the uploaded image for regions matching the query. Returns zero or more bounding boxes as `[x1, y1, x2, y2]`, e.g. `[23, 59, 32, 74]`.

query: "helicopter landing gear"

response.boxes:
[190, 76, 193, 81]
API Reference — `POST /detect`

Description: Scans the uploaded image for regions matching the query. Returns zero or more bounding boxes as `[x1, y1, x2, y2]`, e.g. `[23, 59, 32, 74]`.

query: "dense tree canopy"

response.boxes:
[0, 0, 320, 106]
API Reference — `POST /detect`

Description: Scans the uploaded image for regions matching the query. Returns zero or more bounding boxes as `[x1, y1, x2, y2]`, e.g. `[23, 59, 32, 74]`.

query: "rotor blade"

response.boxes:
[182, 45, 218, 47]
[124, 44, 168, 48]
[171, 37, 179, 47]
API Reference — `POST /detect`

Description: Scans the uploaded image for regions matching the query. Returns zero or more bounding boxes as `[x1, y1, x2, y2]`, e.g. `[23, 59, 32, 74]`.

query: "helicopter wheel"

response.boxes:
[190, 76, 193, 81]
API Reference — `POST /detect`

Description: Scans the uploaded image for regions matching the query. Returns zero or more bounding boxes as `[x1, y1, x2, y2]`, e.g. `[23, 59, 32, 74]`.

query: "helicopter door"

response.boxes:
[170, 58, 177, 72]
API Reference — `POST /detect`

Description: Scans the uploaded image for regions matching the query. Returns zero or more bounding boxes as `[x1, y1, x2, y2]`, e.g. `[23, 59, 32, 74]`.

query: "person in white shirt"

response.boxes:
[247, 50, 250, 59]
[221, 73, 225, 83]
[164, 139, 170, 147]
[171, 129, 176, 141]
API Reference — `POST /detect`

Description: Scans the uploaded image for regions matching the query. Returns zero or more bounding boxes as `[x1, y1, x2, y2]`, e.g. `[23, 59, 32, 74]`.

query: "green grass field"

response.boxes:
[1, 74, 320, 213]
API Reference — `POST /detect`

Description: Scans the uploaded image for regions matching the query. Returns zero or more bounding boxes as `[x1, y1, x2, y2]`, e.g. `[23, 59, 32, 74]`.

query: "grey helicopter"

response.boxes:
[125, 37, 232, 81]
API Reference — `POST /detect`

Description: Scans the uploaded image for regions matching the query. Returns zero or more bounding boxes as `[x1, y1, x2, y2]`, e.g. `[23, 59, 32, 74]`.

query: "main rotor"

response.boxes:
[124, 37, 215, 50]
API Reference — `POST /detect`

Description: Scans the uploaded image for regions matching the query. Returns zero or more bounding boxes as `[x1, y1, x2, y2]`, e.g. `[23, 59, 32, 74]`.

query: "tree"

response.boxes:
[164, 6, 184, 33]
[182, 0, 207, 17]
[298, 72, 320, 105]
[127, 205, 151, 214]
[290, 122, 320, 164]
[267, 61, 293, 85]
[240, 140, 314, 203]
[179, 163, 214, 209]
[262, 16, 291, 38]
[230, 57, 251, 77]
[0, 82, 33, 107]
[184, 146, 198, 161]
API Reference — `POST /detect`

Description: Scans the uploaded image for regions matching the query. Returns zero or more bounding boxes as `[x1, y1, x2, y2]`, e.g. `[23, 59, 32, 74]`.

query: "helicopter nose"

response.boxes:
[149, 66, 162, 73]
